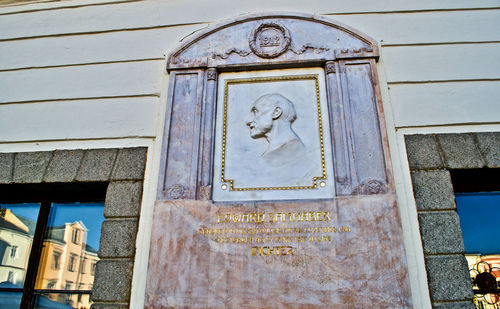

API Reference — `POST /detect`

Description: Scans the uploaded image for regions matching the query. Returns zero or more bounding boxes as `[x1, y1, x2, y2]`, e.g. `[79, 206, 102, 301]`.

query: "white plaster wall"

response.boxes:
[1, 1, 499, 308]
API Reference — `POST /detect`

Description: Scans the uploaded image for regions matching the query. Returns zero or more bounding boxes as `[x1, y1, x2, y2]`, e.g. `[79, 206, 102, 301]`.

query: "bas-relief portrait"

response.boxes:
[213, 70, 335, 201]
[244, 93, 317, 185]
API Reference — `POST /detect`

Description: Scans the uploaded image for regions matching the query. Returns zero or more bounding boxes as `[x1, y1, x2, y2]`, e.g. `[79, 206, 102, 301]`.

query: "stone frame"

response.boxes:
[405, 132, 500, 309]
[157, 12, 393, 201]
[0, 147, 147, 309]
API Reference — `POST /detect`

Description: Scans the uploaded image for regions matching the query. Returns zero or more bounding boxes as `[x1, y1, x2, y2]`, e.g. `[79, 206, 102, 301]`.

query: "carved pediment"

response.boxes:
[167, 12, 378, 70]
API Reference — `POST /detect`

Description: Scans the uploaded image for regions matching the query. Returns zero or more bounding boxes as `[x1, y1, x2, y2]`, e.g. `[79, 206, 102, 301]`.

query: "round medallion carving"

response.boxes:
[249, 22, 291, 58]
[167, 184, 186, 199]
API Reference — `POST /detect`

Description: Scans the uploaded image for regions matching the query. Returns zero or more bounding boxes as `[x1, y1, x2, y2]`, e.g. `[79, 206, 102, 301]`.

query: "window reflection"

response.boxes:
[0, 203, 40, 288]
[456, 192, 500, 309]
[34, 202, 104, 309]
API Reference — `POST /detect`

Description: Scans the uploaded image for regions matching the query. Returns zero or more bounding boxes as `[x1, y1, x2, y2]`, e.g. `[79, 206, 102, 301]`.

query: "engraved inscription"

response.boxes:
[196, 210, 351, 256]
[249, 23, 291, 58]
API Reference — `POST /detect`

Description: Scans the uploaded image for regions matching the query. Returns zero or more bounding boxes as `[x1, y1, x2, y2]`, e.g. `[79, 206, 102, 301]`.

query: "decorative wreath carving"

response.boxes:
[352, 179, 387, 195]
[249, 22, 291, 58]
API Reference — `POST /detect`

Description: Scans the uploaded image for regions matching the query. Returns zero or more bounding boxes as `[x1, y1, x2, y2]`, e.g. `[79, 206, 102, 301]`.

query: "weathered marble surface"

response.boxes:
[145, 197, 412, 308]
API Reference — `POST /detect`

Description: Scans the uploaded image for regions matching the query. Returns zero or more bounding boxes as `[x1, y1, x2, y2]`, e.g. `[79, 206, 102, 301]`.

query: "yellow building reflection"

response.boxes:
[0, 209, 99, 309]
[0, 209, 33, 287]
[36, 221, 99, 309]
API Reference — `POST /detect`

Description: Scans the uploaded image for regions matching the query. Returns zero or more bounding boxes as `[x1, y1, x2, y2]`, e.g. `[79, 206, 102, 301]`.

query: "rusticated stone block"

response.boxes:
[405, 134, 443, 170]
[425, 255, 473, 302]
[475, 132, 500, 168]
[433, 301, 475, 309]
[111, 147, 147, 180]
[98, 219, 138, 258]
[76, 149, 117, 182]
[437, 134, 484, 169]
[0, 153, 14, 183]
[104, 181, 143, 218]
[411, 170, 455, 211]
[13, 151, 52, 183]
[92, 259, 134, 302]
[44, 149, 84, 182]
[418, 212, 465, 254]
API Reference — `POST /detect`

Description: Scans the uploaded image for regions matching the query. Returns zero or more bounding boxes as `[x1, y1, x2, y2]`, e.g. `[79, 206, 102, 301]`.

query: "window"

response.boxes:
[68, 254, 77, 272]
[7, 271, 15, 283]
[0, 183, 106, 309]
[46, 280, 56, 289]
[451, 169, 500, 309]
[91, 262, 97, 276]
[53, 251, 61, 269]
[10, 246, 18, 258]
[71, 229, 80, 244]
[81, 258, 87, 274]
[65, 281, 72, 290]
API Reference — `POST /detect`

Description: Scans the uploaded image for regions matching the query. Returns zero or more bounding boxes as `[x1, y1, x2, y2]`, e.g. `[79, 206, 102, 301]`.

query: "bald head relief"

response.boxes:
[245, 93, 304, 157]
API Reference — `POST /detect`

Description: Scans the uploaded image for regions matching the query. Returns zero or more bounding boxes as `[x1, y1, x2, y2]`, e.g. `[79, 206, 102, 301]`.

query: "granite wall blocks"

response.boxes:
[476, 132, 500, 168]
[91, 303, 129, 309]
[405, 134, 443, 170]
[92, 259, 134, 303]
[1, 147, 148, 309]
[0, 153, 14, 183]
[418, 212, 465, 254]
[13, 151, 52, 183]
[433, 301, 476, 309]
[111, 148, 147, 180]
[99, 219, 138, 258]
[76, 149, 117, 182]
[104, 181, 143, 218]
[44, 149, 84, 182]
[426, 255, 474, 302]
[425, 255, 474, 302]
[411, 170, 455, 211]
[436, 134, 484, 169]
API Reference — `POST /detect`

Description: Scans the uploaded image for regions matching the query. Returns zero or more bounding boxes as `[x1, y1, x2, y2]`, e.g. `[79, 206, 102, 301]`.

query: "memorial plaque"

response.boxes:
[148, 13, 412, 308]
[212, 69, 335, 201]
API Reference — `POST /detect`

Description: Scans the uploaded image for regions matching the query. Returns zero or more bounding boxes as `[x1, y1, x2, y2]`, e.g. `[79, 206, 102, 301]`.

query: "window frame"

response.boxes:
[405, 132, 500, 307]
[0, 182, 107, 308]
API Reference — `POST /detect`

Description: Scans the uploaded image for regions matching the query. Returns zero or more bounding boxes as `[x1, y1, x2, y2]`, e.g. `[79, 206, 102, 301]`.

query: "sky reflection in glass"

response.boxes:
[48, 203, 105, 250]
[456, 192, 500, 255]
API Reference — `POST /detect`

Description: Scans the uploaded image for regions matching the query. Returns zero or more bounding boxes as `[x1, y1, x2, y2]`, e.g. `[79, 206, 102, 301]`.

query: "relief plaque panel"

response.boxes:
[213, 68, 335, 201]
[149, 13, 412, 309]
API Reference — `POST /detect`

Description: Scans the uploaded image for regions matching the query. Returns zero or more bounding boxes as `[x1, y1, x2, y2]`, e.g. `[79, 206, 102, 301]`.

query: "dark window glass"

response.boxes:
[0, 183, 106, 309]
[452, 169, 500, 309]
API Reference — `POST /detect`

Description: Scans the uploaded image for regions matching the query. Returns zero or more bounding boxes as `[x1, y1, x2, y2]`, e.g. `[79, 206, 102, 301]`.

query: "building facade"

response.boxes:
[0, 0, 499, 308]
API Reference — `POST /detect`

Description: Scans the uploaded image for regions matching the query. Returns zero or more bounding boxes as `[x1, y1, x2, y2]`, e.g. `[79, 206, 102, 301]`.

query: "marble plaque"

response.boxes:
[145, 198, 412, 308]
[212, 68, 335, 202]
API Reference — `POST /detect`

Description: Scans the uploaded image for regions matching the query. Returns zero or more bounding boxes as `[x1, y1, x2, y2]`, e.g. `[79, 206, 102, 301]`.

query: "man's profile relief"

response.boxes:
[213, 71, 334, 200]
[244, 93, 316, 184]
